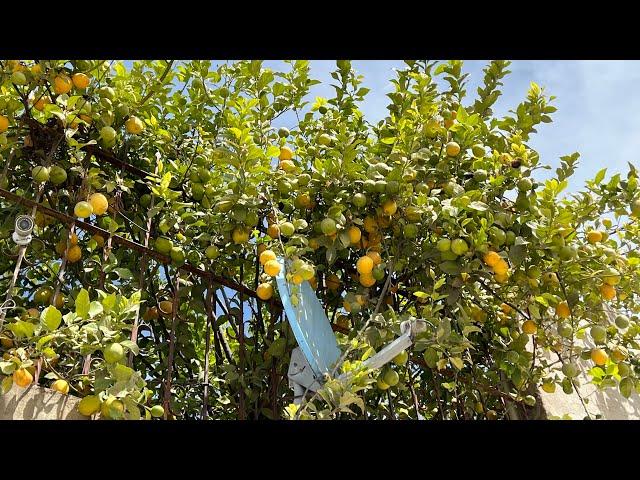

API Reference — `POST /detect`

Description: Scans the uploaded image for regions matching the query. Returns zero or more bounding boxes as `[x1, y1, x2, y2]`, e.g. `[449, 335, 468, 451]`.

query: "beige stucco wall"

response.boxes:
[537, 346, 640, 420]
[0, 384, 87, 420]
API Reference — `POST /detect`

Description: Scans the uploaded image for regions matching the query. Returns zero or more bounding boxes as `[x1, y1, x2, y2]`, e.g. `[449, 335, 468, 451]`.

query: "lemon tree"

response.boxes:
[0, 59, 639, 420]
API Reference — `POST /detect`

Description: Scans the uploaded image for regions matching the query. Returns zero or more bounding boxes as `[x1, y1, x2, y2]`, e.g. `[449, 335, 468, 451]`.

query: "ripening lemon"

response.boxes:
[259, 249, 277, 265]
[541, 382, 556, 394]
[150, 405, 165, 418]
[89, 193, 109, 215]
[13, 368, 33, 388]
[366, 250, 382, 265]
[74, 201, 93, 218]
[257, 283, 273, 300]
[77, 395, 101, 416]
[445, 141, 461, 156]
[522, 320, 537, 335]
[101, 398, 124, 419]
[0, 115, 9, 133]
[343, 300, 352, 313]
[612, 346, 628, 363]
[556, 301, 571, 319]
[356, 256, 374, 274]
[267, 224, 280, 238]
[55, 239, 67, 256]
[232, 227, 250, 244]
[65, 245, 82, 263]
[34, 96, 50, 111]
[500, 303, 513, 315]
[291, 273, 304, 285]
[103, 343, 125, 364]
[586, 230, 603, 244]
[347, 226, 362, 244]
[53, 74, 73, 95]
[264, 259, 281, 277]
[92, 234, 105, 248]
[494, 272, 509, 284]
[600, 284, 616, 300]
[53, 294, 65, 309]
[591, 348, 608, 366]
[363, 216, 378, 233]
[51, 379, 69, 395]
[483, 251, 501, 267]
[125, 115, 145, 134]
[159, 300, 173, 315]
[359, 274, 376, 288]
[279, 160, 296, 172]
[71, 73, 91, 89]
[602, 275, 620, 286]
[382, 199, 397, 216]
[492, 259, 509, 276]
[279, 146, 294, 161]
[326, 274, 340, 291]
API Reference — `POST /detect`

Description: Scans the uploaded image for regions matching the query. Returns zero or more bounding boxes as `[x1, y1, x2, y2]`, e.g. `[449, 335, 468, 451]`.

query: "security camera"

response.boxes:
[12, 215, 34, 246]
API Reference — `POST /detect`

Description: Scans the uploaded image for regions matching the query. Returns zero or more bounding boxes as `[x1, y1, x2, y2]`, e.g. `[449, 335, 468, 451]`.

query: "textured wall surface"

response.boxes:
[537, 347, 640, 420]
[0, 384, 87, 420]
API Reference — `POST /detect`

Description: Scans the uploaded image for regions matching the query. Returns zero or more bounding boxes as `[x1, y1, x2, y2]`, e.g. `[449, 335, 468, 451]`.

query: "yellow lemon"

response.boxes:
[356, 256, 374, 274]
[53, 74, 73, 95]
[257, 283, 273, 300]
[77, 395, 101, 416]
[445, 141, 461, 156]
[279, 146, 293, 161]
[89, 193, 109, 215]
[347, 226, 362, 244]
[259, 250, 277, 265]
[72, 73, 91, 89]
[13, 368, 33, 388]
[74, 201, 93, 218]
[51, 379, 69, 395]
[264, 259, 281, 277]
[359, 274, 376, 288]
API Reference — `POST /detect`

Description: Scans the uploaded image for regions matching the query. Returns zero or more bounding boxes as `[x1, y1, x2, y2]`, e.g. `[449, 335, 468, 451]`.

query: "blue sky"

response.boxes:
[124, 60, 639, 192]
[290, 60, 640, 192]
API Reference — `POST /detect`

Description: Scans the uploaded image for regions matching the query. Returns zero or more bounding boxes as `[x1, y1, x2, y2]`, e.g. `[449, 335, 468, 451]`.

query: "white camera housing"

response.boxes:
[12, 215, 35, 246]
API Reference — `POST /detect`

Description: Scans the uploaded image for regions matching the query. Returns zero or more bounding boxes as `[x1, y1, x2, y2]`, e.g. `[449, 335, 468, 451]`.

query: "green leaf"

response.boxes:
[37, 334, 56, 350]
[1, 376, 13, 395]
[423, 348, 438, 368]
[437, 318, 451, 342]
[463, 325, 482, 336]
[88, 301, 104, 318]
[113, 363, 134, 382]
[76, 288, 90, 318]
[439, 261, 460, 275]
[361, 346, 375, 361]
[620, 377, 634, 399]
[41, 306, 62, 331]
[450, 357, 464, 370]
[8, 321, 36, 338]
[101, 293, 118, 313]
[594, 168, 607, 184]
[468, 201, 489, 212]
[120, 340, 140, 356]
[0, 361, 17, 375]
[114, 268, 134, 280]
